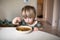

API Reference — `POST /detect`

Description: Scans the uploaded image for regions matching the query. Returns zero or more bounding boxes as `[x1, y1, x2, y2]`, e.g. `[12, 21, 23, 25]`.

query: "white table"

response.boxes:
[0, 27, 60, 40]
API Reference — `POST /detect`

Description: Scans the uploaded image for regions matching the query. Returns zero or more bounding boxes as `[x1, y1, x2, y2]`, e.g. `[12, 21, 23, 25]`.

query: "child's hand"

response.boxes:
[12, 17, 21, 25]
[34, 27, 38, 31]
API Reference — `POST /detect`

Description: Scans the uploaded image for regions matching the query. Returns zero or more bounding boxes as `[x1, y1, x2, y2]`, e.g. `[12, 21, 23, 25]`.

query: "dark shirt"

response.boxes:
[19, 20, 41, 28]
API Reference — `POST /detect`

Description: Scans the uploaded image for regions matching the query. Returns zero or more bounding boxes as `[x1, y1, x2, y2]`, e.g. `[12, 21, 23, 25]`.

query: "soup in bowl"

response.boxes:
[16, 26, 32, 33]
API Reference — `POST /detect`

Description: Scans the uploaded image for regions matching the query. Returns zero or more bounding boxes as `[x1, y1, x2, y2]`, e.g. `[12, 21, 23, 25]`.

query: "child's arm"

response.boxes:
[12, 17, 21, 25]
[36, 22, 44, 31]
[34, 21, 42, 31]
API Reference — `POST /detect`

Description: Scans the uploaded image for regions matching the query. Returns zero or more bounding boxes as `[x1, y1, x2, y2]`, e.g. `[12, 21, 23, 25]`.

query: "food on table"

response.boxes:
[16, 26, 31, 31]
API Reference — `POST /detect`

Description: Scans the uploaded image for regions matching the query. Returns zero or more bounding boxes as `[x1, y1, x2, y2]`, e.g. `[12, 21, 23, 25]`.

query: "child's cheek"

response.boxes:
[24, 19, 28, 23]
[29, 19, 33, 23]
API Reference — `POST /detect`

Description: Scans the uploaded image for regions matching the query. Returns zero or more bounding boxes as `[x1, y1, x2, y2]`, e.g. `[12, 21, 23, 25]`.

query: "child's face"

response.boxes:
[24, 17, 34, 24]
[22, 11, 34, 24]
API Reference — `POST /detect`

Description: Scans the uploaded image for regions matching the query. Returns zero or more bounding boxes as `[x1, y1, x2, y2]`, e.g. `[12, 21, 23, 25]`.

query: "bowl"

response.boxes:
[16, 26, 32, 33]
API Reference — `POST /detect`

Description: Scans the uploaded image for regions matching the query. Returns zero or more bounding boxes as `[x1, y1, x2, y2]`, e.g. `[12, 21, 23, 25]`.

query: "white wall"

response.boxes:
[52, 0, 59, 27]
[58, 0, 60, 36]
[0, 0, 6, 20]
[43, 0, 54, 23]
[43, 0, 47, 20]
[47, 0, 53, 24]
[0, 0, 37, 21]
[51, 0, 60, 36]
[58, 18, 60, 36]
[0, 7, 5, 20]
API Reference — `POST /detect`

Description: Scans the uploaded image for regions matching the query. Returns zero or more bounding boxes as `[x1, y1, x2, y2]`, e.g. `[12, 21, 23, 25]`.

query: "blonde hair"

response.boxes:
[21, 5, 36, 18]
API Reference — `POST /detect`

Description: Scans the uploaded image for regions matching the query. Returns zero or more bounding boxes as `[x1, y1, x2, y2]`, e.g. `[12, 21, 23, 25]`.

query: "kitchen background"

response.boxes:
[0, 0, 37, 21]
[0, 0, 60, 36]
